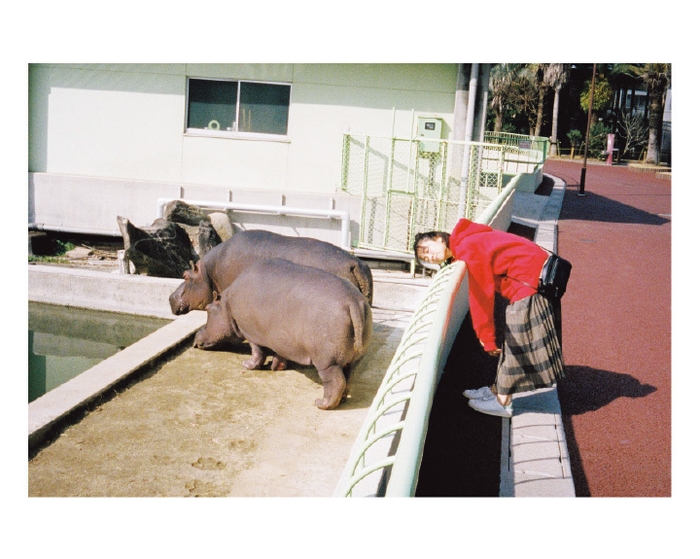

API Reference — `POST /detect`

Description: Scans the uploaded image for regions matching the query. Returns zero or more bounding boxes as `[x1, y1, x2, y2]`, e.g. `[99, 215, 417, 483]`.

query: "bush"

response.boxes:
[28, 236, 75, 263]
[567, 129, 583, 148]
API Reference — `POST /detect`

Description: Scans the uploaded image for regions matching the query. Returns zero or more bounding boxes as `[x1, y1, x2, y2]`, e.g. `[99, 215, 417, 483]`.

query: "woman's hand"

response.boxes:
[480, 340, 502, 357]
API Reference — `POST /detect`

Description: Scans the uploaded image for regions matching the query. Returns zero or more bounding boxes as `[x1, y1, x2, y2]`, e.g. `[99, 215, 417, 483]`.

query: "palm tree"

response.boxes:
[544, 64, 570, 156]
[531, 64, 548, 137]
[638, 64, 671, 165]
[489, 64, 521, 133]
[511, 66, 539, 135]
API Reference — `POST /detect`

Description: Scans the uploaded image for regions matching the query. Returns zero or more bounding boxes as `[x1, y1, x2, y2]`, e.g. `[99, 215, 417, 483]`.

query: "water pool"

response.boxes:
[28, 302, 169, 402]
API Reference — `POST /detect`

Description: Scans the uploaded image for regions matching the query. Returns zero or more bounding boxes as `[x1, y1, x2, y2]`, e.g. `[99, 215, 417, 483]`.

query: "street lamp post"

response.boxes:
[579, 62, 597, 197]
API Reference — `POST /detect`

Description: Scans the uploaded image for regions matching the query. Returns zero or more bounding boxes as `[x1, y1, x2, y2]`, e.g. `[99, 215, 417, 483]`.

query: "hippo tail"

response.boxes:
[349, 299, 373, 355]
[352, 261, 374, 306]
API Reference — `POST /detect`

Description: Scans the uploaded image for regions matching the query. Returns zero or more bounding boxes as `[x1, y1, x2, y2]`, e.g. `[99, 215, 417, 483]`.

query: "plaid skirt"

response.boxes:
[495, 293, 565, 395]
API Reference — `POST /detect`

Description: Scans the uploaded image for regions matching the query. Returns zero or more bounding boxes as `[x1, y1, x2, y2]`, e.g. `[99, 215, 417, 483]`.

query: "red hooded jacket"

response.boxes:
[449, 219, 548, 352]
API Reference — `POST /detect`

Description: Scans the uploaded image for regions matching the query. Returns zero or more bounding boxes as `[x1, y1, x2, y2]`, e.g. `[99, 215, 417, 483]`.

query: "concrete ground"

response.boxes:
[28, 269, 428, 497]
[544, 159, 672, 497]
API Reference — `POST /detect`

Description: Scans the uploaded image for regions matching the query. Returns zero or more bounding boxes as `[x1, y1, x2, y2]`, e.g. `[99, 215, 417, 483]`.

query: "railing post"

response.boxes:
[383, 137, 396, 248]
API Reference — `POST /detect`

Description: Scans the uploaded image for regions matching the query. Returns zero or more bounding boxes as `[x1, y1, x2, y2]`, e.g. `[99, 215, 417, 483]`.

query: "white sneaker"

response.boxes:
[468, 397, 513, 418]
[463, 386, 496, 401]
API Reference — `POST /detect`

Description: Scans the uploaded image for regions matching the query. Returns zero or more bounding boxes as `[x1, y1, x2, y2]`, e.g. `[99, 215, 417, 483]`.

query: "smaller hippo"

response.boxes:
[194, 259, 373, 410]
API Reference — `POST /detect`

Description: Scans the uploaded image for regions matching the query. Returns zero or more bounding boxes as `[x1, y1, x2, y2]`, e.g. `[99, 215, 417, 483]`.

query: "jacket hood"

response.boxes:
[450, 219, 492, 246]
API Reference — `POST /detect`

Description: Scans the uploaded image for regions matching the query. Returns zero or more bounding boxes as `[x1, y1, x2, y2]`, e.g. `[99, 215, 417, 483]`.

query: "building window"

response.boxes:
[186, 78, 291, 137]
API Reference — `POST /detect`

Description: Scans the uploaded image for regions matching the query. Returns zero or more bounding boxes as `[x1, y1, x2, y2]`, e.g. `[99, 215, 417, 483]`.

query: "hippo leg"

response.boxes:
[243, 343, 267, 370]
[315, 365, 347, 410]
[342, 365, 353, 399]
[271, 354, 288, 371]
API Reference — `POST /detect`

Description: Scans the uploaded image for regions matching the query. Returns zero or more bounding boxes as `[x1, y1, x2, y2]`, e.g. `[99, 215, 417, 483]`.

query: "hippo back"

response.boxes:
[207, 230, 373, 304]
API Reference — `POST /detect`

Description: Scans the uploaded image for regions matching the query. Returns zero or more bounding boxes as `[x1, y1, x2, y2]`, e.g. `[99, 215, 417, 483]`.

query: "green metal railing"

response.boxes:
[341, 133, 546, 256]
[483, 131, 550, 163]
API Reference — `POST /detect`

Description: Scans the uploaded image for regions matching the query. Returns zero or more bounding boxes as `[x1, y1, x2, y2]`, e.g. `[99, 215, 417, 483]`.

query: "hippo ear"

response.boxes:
[212, 290, 220, 301]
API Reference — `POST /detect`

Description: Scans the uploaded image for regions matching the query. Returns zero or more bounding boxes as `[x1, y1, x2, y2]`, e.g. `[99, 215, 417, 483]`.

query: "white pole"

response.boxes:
[458, 63, 480, 218]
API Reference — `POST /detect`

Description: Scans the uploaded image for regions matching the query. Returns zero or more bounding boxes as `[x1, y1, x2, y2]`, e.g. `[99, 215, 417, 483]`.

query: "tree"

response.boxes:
[510, 66, 540, 135]
[580, 72, 613, 113]
[489, 64, 519, 133]
[609, 63, 671, 164]
[544, 64, 570, 156]
[489, 64, 554, 137]
[637, 64, 671, 164]
[617, 109, 648, 159]
[530, 64, 548, 137]
[567, 129, 583, 158]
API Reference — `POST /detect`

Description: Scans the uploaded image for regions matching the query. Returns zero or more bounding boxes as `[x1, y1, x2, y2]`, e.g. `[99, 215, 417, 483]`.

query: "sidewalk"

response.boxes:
[504, 173, 574, 496]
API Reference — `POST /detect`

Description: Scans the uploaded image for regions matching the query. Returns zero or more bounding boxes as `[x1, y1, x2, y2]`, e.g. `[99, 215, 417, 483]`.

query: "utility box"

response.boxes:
[417, 116, 444, 154]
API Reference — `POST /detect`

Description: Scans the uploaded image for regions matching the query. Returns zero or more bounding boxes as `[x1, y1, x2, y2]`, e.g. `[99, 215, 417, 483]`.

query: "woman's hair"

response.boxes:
[413, 231, 450, 265]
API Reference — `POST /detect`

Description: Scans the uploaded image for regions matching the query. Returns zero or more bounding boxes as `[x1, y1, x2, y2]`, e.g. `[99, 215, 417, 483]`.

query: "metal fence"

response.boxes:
[341, 132, 547, 254]
[483, 131, 550, 162]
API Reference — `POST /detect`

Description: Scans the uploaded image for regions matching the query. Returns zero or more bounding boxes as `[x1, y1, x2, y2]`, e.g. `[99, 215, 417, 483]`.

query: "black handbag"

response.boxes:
[538, 253, 572, 299]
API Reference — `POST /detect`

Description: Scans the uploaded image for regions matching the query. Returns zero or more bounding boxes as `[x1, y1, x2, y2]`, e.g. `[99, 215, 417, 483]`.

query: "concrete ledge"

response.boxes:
[371, 273, 431, 313]
[28, 264, 183, 319]
[534, 173, 566, 254]
[509, 387, 575, 497]
[28, 263, 206, 454]
[29, 310, 206, 454]
[501, 173, 575, 497]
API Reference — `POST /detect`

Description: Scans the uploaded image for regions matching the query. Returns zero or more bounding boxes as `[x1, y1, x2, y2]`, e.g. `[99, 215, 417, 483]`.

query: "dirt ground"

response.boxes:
[28, 304, 413, 497]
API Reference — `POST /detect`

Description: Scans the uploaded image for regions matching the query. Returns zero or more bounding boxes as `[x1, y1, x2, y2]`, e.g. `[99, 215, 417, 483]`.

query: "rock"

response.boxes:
[198, 220, 222, 255]
[117, 216, 199, 278]
[65, 246, 94, 260]
[152, 216, 222, 257]
[209, 212, 234, 241]
[163, 200, 210, 227]
[161, 201, 228, 254]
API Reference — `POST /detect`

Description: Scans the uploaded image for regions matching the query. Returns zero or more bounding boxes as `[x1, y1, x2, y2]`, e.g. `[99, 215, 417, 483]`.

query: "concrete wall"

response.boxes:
[511, 164, 544, 193]
[29, 64, 458, 242]
[28, 265, 182, 319]
[28, 172, 361, 245]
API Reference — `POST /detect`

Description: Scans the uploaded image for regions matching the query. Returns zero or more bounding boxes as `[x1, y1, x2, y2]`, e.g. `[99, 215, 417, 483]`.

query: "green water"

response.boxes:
[28, 302, 168, 403]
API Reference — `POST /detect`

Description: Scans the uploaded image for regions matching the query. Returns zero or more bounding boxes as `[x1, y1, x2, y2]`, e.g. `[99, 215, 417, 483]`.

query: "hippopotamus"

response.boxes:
[193, 258, 373, 410]
[169, 229, 373, 315]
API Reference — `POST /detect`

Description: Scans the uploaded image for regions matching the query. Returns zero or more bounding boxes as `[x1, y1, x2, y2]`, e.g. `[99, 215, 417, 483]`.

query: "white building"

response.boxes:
[29, 63, 461, 244]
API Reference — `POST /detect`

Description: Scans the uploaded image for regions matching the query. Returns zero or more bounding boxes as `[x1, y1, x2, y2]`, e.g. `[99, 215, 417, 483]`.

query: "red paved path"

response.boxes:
[544, 159, 671, 497]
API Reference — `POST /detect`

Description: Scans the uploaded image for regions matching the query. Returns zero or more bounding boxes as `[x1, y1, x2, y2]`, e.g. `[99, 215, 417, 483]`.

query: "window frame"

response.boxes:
[184, 77, 292, 142]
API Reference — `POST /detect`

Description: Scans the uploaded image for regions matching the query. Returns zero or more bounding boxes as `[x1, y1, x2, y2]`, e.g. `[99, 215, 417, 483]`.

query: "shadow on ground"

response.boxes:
[557, 365, 658, 497]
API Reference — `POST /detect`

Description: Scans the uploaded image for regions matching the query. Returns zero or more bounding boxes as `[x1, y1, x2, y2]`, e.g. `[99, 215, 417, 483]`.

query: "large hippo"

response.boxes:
[194, 259, 373, 410]
[169, 229, 373, 314]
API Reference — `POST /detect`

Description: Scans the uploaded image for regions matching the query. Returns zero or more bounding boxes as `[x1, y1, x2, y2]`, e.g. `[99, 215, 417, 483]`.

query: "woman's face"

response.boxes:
[415, 237, 451, 266]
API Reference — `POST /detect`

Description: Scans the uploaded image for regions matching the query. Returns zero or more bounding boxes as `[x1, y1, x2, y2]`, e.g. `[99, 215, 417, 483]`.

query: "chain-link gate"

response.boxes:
[341, 134, 528, 254]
